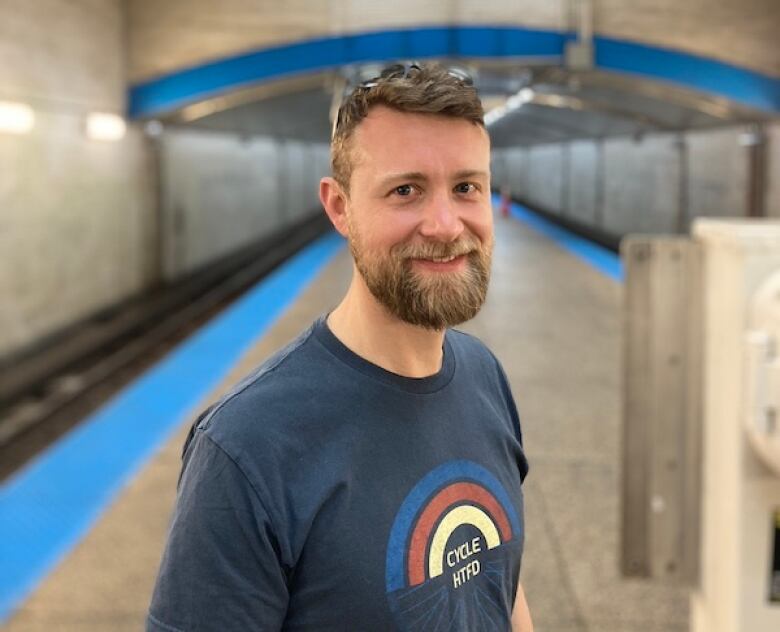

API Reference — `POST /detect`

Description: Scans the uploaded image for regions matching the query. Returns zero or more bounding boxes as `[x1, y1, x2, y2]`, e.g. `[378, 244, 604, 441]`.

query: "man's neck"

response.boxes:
[326, 273, 446, 378]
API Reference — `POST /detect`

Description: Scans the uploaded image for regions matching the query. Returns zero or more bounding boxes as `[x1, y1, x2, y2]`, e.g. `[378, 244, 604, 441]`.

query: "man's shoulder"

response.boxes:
[448, 327, 514, 393]
[194, 319, 330, 444]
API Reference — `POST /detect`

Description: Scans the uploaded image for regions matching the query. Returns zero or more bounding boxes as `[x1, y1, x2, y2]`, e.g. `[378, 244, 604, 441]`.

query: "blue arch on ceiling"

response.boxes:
[128, 25, 780, 118]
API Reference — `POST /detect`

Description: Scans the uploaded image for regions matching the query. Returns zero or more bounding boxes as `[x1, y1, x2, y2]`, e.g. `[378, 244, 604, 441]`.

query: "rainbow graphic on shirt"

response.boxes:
[385, 460, 523, 630]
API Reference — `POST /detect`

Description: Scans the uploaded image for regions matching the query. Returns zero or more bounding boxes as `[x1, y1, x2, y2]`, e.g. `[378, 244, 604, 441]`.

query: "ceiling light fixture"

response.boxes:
[485, 88, 535, 127]
[0, 101, 35, 134]
[86, 112, 126, 141]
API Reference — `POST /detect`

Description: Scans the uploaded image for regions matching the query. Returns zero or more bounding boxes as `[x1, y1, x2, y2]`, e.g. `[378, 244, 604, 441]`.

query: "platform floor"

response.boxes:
[3, 211, 689, 631]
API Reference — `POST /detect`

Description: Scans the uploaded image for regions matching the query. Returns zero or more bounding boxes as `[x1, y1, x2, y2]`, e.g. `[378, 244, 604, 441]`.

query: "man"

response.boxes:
[148, 63, 532, 631]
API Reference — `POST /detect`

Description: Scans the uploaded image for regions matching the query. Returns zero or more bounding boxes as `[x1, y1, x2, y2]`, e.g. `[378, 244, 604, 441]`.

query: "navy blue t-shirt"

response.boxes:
[148, 316, 528, 631]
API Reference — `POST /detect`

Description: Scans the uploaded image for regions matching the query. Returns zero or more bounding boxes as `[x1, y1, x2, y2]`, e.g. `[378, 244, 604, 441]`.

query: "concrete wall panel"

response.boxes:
[685, 126, 749, 223]
[282, 142, 311, 223]
[161, 130, 277, 277]
[334, 0, 565, 33]
[596, 0, 779, 77]
[332, 0, 463, 33]
[159, 130, 325, 279]
[0, 0, 155, 359]
[567, 140, 599, 226]
[128, 0, 332, 83]
[603, 135, 681, 235]
[504, 148, 530, 199]
[0, 114, 153, 357]
[490, 152, 506, 193]
[0, 0, 125, 107]
[495, 124, 774, 238]
[767, 123, 780, 219]
[455, 0, 565, 30]
[514, 148, 532, 198]
[525, 145, 564, 213]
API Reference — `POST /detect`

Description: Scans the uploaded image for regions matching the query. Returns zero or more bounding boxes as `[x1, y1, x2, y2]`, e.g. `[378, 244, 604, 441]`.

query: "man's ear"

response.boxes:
[320, 177, 350, 238]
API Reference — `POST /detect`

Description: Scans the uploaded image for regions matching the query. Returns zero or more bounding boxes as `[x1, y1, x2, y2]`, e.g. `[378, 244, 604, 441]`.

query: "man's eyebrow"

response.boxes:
[376, 172, 428, 189]
[452, 170, 489, 181]
[376, 170, 489, 189]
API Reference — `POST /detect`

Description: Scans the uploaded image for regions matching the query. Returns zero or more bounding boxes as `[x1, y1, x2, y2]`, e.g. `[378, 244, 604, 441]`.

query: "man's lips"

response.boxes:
[410, 254, 468, 271]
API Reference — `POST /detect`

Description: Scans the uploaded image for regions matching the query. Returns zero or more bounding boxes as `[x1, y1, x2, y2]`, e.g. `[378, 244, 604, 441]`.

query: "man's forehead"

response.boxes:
[355, 105, 487, 141]
[350, 106, 490, 176]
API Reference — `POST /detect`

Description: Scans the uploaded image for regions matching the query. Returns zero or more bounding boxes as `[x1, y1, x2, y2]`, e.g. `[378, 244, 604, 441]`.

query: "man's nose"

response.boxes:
[418, 193, 464, 242]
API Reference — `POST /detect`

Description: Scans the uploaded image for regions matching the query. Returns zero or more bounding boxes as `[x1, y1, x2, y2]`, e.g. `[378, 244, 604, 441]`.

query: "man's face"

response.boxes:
[344, 105, 494, 330]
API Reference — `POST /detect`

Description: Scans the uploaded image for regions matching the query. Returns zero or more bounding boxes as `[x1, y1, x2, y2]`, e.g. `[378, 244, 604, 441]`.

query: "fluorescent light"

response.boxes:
[86, 112, 126, 141]
[506, 88, 535, 110]
[485, 106, 507, 126]
[485, 89, 536, 127]
[517, 88, 535, 104]
[0, 101, 35, 134]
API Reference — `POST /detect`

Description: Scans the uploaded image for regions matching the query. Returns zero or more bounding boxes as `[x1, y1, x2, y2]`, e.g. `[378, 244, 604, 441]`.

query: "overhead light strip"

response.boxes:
[485, 89, 535, 127]
[0, 101, 35, 135]
[85, 112, 126, 141]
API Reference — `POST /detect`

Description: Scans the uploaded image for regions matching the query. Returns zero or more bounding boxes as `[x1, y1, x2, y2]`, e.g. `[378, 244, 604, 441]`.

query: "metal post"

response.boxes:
[566, 0, 594, 70]
[621, 236, 703, 583]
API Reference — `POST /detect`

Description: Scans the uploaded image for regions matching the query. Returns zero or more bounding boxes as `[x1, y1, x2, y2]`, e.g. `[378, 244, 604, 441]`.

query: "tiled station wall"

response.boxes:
[0, 0, 154, 358]
[0, 1, 330, 359]
[768, 125, 780, 217]
[596, 0, 778, 77]
[491, 122, 780, 238]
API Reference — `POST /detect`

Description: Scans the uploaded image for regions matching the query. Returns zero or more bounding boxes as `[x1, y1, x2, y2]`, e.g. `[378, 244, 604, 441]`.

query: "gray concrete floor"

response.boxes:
[3, 213, 690, 631]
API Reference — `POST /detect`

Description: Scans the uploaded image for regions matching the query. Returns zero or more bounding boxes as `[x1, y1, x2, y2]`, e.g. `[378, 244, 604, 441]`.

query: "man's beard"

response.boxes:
[348, 226, 493, 331]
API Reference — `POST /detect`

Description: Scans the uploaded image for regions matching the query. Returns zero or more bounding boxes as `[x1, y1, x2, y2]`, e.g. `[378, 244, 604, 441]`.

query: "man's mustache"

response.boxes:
[394, 237, 482, 260]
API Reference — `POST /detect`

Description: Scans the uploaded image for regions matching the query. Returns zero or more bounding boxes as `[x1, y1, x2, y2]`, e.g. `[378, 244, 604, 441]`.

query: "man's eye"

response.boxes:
[394, 184, 415, 196]
[455, 182, 477, 194]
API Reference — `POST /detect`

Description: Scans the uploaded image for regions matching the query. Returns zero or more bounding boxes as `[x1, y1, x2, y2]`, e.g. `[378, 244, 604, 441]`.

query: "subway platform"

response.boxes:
[1, 201, 689, 632]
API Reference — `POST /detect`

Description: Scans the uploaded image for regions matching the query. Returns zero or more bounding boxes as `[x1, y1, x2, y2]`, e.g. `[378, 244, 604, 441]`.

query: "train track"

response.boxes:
[0, 214, 332, 481]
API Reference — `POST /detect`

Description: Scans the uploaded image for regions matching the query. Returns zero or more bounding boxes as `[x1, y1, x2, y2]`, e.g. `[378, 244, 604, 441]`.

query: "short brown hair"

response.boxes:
[331, 63, 485, 192]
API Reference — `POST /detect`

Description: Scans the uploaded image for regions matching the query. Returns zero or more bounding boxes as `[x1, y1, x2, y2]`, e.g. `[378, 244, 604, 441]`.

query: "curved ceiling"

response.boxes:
[133, 26, 780, 147]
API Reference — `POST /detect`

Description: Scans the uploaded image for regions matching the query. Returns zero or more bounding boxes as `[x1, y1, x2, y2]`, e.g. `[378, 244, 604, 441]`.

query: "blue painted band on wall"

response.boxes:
[129, 25, 779, 118]
[0, 232, 345, 624]
[128, 26, 567, 117]
[595, 36, 780, 113]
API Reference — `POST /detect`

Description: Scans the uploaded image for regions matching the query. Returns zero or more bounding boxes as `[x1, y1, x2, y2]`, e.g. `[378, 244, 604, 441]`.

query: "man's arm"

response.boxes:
[148, 430, 289, 631]
[512, 582, 534, 632]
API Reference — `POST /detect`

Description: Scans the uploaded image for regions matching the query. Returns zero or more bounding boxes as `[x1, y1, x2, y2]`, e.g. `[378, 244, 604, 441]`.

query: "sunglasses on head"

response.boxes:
[331, 62, 474, 139]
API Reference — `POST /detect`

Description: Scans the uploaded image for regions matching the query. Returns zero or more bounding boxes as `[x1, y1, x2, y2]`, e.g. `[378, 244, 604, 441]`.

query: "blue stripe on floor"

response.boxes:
[497, 196, 624, 282]
[0, 231, 345, 623]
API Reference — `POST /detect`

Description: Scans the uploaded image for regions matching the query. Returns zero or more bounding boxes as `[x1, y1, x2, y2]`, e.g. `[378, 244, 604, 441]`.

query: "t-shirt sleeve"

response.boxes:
[147, 430, 289, 631]
[491, 355, 530, 484]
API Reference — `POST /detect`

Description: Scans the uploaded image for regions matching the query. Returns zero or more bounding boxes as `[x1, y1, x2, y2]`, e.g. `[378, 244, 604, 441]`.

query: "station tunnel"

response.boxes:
[1, 1, 779, 631]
